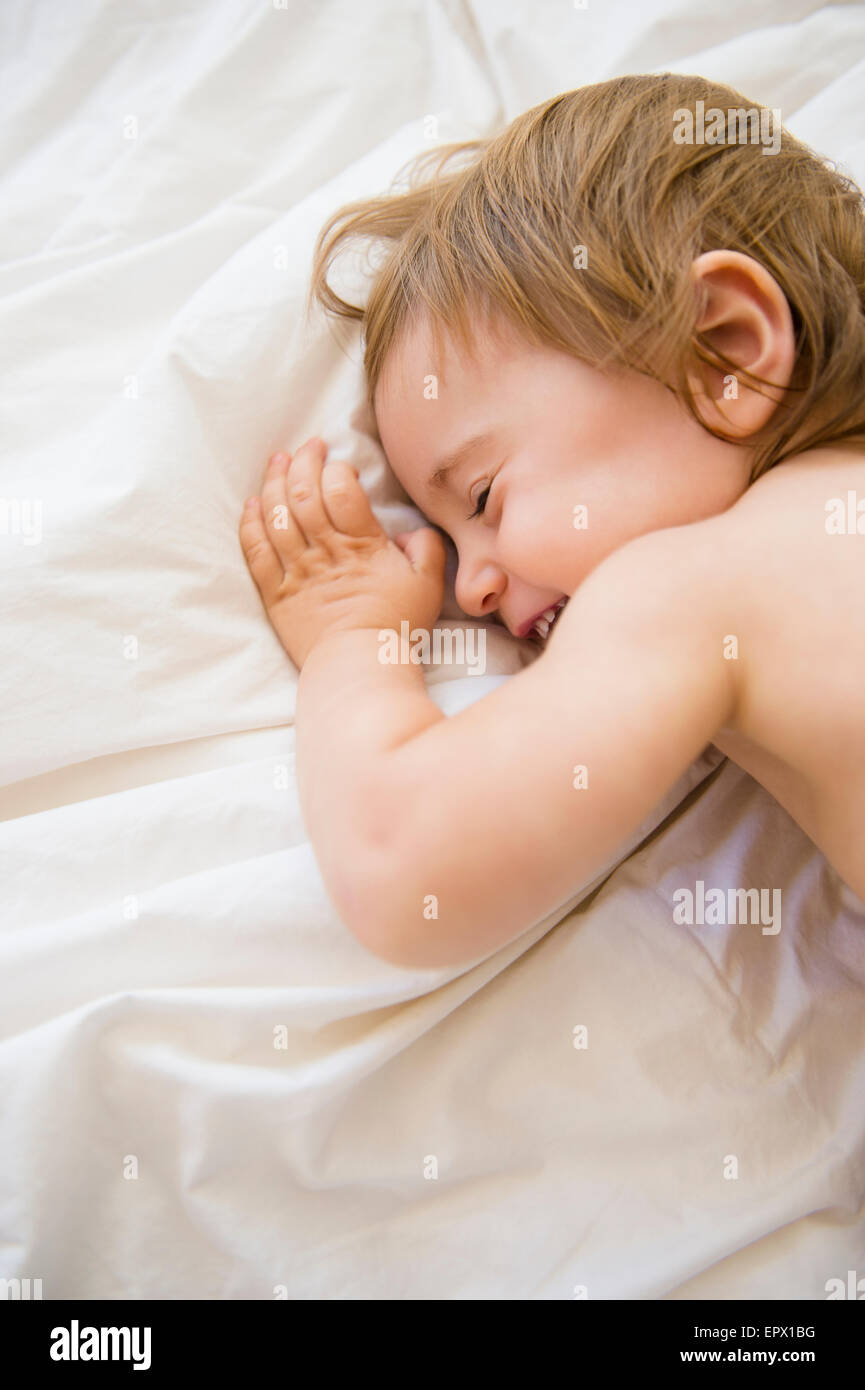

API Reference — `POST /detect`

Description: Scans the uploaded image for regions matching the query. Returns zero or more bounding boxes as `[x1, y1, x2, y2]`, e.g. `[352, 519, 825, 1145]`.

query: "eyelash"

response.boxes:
[467, 481, 492, 520]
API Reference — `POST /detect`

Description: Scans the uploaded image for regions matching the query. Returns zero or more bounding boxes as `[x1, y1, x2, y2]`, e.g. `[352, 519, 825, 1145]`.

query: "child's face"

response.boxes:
[374, 310, 752, 640]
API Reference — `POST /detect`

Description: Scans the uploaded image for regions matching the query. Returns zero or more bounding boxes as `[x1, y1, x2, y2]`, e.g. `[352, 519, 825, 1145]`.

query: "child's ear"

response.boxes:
[685, 249, 797, 439]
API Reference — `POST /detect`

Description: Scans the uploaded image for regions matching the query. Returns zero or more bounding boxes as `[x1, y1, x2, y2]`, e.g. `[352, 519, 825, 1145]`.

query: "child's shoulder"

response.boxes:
[622, 443, 865, 611]
[545, 440, 865, 687]
[548, 439, 865, 732]
[673, 443, 865, 628]
[719, 443, 865, 540]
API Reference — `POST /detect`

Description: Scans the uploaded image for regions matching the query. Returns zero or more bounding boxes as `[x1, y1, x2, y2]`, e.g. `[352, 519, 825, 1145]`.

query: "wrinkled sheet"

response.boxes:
[1, 0, 864, 1299]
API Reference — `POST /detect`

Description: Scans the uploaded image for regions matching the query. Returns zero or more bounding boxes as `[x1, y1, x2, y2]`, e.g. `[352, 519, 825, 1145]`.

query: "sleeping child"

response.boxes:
[238, 73, 865, 969]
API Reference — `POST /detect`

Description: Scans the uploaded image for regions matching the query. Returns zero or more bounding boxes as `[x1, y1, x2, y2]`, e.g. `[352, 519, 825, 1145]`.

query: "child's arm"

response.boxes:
[293, 625, 447, 930]
[314, 527, 739, 970]
[239, 437, 450, 929]
[239, 442, 737, 971]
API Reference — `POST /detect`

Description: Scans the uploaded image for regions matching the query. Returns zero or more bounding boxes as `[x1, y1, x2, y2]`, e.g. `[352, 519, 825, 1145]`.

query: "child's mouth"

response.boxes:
[529, 597, 568, 641]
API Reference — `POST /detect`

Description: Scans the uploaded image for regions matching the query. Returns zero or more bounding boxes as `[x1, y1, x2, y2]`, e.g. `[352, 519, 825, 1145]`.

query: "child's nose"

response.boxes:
[455, 560, 505, 621]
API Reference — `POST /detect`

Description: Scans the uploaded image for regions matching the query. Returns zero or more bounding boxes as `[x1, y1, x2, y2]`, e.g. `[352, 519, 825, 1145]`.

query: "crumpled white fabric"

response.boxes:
[1, 0, 863, 1299]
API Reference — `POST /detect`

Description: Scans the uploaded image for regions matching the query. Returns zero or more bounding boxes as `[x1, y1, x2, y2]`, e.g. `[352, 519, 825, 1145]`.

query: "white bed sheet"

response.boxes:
[1, 0, 864, 1299]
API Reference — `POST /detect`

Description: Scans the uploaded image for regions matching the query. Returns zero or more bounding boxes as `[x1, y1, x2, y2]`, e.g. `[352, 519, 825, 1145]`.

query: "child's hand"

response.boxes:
[239, 437, 447, 669]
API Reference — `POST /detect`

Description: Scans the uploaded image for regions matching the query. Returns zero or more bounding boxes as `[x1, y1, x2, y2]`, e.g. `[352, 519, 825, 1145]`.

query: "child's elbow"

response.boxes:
[326, 846, 422, 969]
[332, 830, 484, 972]
[340, 859, 448, 971]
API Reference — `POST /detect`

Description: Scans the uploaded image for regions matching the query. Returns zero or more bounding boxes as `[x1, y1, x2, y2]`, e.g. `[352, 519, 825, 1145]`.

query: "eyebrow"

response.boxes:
[428, 430, 496, 492]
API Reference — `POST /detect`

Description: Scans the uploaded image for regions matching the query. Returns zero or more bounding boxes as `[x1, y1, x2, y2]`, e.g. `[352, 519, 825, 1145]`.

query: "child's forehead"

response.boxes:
[377, 309, 524, 406]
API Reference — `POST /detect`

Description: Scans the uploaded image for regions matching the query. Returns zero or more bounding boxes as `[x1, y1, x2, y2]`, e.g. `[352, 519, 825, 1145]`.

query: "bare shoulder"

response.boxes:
[532, 514, 744, 784]
[552, 442, 865, 669]
[548, 507, 741, 674]
[674, 444, 865, 631]
[364, 504, 742, 969]
[706, 443, 865, 549]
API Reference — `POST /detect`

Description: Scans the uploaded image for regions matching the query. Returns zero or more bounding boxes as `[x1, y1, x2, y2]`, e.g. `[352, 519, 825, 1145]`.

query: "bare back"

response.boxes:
[706, 445, 865, 903]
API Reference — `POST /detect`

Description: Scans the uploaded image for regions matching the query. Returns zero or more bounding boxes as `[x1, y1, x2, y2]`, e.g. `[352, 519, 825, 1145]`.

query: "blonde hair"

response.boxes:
[308, 73, 865, 482]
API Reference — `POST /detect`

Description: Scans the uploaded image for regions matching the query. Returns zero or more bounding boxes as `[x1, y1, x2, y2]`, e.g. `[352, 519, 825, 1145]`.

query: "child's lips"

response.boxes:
[517, 597, 568, 640]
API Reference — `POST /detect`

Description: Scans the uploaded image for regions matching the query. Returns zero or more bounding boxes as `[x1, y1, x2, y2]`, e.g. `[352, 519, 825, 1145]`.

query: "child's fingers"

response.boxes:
[239, 497, 284, 601]
[395, 526, 448, 579]
[262, 451, 305, 558]
[320, 460, 382, 539]
[285, 438, 336, 549]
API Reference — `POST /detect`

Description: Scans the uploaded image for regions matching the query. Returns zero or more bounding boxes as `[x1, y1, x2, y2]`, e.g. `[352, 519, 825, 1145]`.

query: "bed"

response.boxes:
[1, 0, 864, 1299]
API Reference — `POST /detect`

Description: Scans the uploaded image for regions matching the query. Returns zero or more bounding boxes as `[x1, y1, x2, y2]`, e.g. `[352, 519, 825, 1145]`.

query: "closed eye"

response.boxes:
[467, 481, 492, 520]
